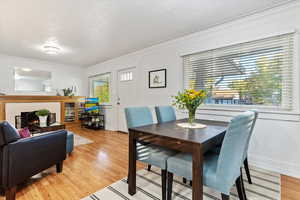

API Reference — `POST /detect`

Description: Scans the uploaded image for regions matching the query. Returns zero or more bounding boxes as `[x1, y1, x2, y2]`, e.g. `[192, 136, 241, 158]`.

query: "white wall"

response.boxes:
[0, 54, 85, 96]
[85, 2, 300, 178]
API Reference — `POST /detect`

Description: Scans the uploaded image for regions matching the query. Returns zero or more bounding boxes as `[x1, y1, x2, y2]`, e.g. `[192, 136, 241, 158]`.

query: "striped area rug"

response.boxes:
[82, 166, 280, 200]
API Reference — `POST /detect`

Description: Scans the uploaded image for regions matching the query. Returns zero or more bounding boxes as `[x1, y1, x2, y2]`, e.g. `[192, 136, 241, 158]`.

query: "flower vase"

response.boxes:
[39, 116, 48, 127]
[188, 109, 196, 125]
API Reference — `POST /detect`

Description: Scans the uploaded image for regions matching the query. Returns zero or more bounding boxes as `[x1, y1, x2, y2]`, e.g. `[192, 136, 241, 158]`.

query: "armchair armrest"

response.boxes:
[5, 130, 67, 187]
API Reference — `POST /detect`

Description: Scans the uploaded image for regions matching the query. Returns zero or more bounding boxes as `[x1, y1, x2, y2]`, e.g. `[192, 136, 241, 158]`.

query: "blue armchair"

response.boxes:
[125, 107, 177, 200]
[166, 110, 257, 200]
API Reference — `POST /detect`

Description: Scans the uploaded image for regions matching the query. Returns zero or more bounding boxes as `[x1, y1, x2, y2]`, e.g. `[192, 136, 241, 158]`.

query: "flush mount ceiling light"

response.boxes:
[21, 68, 32, 72]
[43, 45, 61, 55]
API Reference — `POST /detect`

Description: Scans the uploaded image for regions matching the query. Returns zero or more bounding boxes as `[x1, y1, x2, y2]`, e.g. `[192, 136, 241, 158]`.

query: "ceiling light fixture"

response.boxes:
[21, 68, 32, 72]
[43, 45, 61, 55]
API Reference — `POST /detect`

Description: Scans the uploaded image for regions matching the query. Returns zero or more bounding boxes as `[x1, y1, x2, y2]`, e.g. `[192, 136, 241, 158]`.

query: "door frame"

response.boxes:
[116, 66, 137, 132]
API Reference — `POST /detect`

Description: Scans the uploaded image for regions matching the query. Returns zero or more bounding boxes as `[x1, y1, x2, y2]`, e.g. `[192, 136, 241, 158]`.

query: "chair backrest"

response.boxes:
[124, 107, 153, 161]
[155, 106, 176, 123]
[124, 107, 153, 129]
[216, 111, 256, 189]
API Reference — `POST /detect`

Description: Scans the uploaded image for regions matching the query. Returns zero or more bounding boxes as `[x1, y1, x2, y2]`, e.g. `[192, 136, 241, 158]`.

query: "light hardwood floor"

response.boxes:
[1, 126, 299, 200]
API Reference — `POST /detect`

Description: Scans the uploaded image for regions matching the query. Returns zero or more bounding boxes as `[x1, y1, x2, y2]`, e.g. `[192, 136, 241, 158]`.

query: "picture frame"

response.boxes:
[148, 69, 167, 88]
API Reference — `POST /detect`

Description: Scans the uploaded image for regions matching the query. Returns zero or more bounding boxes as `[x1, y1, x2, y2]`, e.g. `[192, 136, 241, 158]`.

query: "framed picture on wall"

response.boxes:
[149, 69, 167, 88]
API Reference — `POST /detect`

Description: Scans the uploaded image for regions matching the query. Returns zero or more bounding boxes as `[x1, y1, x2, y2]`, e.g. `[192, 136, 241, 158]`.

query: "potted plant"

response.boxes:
[62, 87, 74, 97]
[173, 89, 206, 125]
[36, 109, 50, 127]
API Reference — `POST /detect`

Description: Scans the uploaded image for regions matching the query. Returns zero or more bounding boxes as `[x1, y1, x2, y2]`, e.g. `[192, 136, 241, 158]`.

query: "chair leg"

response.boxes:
[240, 169, 247, 200]
[221, 193, 230, 200]
[5, 186, 16, 200]
[244, 158, 252, 184]
[161, 170, 167, 200]
[127, 172, 129, 183]
[56, 161, 63, 173]
[183, 177, 187, 184]
[235, 176, 245, 200]
[167, 172, 173, 200]
[189, 181, 192, 187]
[147, 165, 152, 171]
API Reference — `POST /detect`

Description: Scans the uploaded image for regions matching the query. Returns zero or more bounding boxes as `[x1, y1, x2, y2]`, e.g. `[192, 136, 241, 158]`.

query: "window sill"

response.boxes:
[179, 104, 300, 122]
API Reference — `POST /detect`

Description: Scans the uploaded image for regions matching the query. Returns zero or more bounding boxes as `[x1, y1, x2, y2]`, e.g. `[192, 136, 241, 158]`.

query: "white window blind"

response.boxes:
[183, 33, 294, 110]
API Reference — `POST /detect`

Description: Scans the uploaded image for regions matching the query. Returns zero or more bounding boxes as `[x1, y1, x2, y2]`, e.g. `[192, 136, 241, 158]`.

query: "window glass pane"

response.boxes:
[89, 73, 110, 103]
[120, 71, 133, 81]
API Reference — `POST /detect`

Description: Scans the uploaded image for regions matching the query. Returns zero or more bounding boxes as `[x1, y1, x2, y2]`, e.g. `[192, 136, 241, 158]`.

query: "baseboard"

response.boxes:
[248, 154, 300, 179]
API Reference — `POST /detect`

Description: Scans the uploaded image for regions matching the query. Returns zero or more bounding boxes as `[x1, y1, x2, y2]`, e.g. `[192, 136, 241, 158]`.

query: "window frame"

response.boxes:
[88, 72, 112, 105]
[182, 32, 298, 114]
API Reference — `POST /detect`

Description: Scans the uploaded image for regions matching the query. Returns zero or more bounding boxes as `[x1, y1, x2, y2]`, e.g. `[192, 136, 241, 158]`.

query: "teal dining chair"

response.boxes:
[151, 106, 176, 171]
[166, 110, 256, 200]
[212, 110, 258, 185]
[155, 105, 191, 185]
[125, 106, 177, 200]
[155, 106, 176, 123]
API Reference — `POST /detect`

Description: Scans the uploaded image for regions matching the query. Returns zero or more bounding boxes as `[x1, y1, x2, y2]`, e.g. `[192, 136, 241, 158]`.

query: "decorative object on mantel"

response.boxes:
[149, 69, 167, 88]
[56, 89, 62, 96]
[173, 89, 207, 127]
[62, 86, 76, 96]
[36, 109, 50, 127]
[55, 86, 77, 96]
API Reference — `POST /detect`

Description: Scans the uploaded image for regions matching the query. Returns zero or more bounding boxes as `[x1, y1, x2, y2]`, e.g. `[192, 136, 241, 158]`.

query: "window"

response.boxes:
[183, 33, 294, 110]
[120, 71, 133, 81]
[89, 73, 111, 103]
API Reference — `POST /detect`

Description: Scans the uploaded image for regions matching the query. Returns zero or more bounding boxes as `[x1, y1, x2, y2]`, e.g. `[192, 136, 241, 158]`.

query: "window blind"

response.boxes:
[183, 33, 294, 110]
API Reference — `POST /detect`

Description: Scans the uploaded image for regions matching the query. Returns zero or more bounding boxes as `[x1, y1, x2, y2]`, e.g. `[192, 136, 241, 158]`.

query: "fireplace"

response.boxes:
[15, 112, 56, 130]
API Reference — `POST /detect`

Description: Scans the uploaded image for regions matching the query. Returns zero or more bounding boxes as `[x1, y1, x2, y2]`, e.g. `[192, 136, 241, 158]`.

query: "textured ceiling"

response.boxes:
[0, 0, 295, 67]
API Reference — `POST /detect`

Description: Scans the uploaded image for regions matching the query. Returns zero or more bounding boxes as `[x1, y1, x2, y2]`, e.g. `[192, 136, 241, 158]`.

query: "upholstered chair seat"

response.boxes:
[167, 151, 230, 194]
[137, 143, 176, 169]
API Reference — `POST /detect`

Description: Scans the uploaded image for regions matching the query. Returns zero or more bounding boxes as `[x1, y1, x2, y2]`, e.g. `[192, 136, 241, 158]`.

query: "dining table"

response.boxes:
[128, 118, 229, 200]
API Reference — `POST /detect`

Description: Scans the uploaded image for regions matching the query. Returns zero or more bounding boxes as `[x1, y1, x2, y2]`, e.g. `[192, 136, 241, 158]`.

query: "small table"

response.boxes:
[31, 122, 66, 134]
[128, 119, 228, 200]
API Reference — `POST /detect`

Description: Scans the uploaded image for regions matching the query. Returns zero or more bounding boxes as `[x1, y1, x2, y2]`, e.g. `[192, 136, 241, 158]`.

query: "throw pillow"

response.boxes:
[18, 127, 31, 138]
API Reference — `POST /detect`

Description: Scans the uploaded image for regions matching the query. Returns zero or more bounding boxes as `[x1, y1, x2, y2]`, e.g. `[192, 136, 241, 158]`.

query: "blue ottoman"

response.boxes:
[66, 131, 74, 155]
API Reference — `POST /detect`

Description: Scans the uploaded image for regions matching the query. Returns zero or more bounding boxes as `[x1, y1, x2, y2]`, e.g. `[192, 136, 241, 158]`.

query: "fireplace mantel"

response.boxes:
[0, 95, 85, 125]
[0, 95, 84, 102]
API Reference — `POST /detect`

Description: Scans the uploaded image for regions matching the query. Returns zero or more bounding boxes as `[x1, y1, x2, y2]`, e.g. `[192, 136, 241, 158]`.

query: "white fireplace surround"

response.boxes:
[5, 102, 61, 126]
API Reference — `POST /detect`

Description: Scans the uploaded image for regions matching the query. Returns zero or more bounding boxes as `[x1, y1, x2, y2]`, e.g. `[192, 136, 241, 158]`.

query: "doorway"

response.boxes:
[116, 67, 137, 132]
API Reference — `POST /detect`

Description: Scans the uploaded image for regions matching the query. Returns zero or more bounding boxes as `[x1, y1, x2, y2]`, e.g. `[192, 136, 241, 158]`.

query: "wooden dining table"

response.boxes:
[128, 118, 228, 200]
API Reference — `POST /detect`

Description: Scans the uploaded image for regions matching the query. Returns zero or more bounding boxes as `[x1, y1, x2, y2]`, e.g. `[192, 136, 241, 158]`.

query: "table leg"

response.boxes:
[128, 131, 137, 195]
[192, 144, 203, 200]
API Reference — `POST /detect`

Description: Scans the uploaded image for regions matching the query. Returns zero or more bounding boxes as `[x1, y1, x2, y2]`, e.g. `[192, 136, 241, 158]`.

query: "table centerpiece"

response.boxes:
[173, 89, 207, 128]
